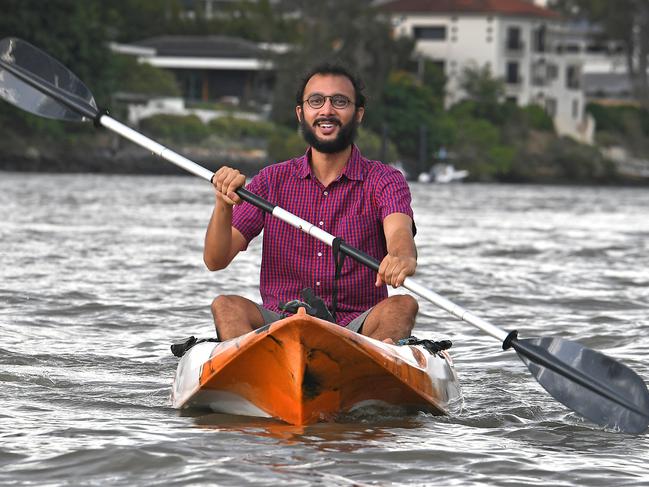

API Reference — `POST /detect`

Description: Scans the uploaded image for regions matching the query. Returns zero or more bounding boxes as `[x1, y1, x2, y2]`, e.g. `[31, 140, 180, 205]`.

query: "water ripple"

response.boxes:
[1, 175, 649, 486]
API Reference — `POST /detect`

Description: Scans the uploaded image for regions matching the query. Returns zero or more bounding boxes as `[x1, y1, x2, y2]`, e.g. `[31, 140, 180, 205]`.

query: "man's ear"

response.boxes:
[295, 105, 302, 123]
[356, 106, 365, 124]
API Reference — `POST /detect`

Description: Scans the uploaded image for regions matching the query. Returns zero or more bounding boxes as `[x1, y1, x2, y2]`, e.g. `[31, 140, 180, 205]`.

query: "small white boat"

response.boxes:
[418, 164, 469, 184]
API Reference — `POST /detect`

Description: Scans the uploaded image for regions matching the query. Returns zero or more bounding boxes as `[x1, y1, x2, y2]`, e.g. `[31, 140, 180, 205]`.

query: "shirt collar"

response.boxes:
[295, 145, 365, 181]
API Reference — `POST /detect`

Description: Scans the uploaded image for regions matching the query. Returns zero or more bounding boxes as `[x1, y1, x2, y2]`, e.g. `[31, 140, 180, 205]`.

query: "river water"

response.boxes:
[1, 173, 648, 486]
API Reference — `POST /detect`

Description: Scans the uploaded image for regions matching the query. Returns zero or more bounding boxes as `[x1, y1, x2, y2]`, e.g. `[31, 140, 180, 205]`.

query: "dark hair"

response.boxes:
[295, 63, 366, 108]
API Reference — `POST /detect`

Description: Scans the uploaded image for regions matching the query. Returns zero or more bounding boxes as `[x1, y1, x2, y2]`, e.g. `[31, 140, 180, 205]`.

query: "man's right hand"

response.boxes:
[212, 166, 246, 206]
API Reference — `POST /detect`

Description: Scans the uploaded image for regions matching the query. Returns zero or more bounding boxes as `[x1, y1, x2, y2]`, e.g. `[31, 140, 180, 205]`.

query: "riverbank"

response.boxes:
[2, 129, 648, 185]
[0, 132, 268, 176]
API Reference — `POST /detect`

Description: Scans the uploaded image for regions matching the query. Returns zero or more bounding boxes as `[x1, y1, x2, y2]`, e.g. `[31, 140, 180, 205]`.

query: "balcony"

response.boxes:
[505, 40, 525, 55]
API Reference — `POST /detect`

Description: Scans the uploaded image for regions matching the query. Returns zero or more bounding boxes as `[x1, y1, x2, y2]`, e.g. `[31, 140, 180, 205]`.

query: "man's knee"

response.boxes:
[391, 294, 419, 317]
[211, 294, 235, 318]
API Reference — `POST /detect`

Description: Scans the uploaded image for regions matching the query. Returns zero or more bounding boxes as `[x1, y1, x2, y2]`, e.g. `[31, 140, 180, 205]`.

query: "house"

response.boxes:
[118, 35, 281, 107]
[380, 0, 595, 143]
[110, 35, 286, 124]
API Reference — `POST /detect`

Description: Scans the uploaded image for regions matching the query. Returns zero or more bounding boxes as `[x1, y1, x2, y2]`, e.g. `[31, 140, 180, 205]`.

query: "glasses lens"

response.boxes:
[307, 95, 324, 108]
[332, 95, 350, 109]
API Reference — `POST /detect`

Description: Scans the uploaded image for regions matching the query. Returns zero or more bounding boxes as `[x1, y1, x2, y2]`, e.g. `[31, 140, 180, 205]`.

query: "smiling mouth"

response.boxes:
[314, 118, 341, 130]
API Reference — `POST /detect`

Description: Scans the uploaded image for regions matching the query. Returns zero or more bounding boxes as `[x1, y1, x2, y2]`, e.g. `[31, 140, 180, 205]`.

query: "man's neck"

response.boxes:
[310, 145, 353, 187]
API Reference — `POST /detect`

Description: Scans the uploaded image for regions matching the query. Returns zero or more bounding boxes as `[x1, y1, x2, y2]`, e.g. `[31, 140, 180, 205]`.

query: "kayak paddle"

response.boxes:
[1, 37, 648, 434]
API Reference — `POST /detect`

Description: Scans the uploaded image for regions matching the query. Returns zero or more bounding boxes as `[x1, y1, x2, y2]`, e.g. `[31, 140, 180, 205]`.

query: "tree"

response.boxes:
[0, 0, 114, 102]
[457, 63, 508, 123]
[550, 0, 649, 107]
[367, 71, 448, 174]
[269, 0, 415, 126]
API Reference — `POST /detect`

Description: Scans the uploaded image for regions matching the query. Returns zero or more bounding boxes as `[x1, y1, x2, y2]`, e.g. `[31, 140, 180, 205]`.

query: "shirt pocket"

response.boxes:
[336, 214, 383, 252]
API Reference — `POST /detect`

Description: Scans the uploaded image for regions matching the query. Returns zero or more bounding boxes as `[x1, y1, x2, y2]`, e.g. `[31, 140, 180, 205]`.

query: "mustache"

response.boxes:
[313, 117, 341, 126]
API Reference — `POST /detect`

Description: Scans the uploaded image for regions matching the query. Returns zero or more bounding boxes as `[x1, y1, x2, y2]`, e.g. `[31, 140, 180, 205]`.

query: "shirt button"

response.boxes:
[317, 252, 322, 257]
[323, 191, 328, 196]
[316, 281, 321, 286]
[319, 221, 324, 226]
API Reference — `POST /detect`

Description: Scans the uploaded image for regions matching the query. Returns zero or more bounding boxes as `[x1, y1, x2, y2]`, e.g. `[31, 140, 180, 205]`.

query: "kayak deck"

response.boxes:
[172, 309, 461, 425]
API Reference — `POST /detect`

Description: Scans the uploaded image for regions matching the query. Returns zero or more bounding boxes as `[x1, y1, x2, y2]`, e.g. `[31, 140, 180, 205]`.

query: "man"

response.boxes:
[204, 63, 418, 343]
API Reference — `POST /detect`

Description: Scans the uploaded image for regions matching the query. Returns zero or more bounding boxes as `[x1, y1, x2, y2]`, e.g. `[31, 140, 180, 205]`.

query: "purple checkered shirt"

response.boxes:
[231, 145, 414, 326]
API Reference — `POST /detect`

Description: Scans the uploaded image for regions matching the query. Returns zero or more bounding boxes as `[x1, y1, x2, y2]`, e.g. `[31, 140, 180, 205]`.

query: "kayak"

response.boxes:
[171, 308, 462, 425]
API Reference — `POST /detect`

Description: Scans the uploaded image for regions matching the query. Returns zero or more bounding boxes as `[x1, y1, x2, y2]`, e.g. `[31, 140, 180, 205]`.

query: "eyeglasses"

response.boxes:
[303, 94, 354, 110]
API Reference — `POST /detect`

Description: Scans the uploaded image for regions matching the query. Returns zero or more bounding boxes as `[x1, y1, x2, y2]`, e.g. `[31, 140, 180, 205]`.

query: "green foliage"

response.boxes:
[267, 127, 307, 163]
[355, 128, 400, 162]
[139, 114, 211, 143]
[208, 117, 276, 139]
[587, 103, 649, 135]
[0, 0, 117, 136]
[100, 0, 185, 42]
[366, 71, 441, 165]
[455, 65, 524, 127]
[269, 0, 415, 126]
[452, 117, 510, 178]
[111, 55, 181, 96]
[587, 103, 649, 158]
[459, 64, 505, 105]
[545, 137, 616, 180]
[0, 0, 116, 102]
[521, 105, 555, 132]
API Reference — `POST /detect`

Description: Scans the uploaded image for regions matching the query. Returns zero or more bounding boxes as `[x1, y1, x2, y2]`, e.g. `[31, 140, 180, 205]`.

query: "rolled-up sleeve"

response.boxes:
[374, 167, 414, 221]
[231, 171, 267, 250]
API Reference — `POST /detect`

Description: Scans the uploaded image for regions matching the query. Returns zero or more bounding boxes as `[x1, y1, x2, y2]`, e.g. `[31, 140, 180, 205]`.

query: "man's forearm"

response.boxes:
[387, 226, 417, 261]
[204, 198, 234, 271]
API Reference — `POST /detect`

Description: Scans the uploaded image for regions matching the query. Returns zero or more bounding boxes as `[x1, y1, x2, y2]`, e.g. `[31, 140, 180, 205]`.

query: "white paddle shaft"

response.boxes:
[99, 114, 509, 343]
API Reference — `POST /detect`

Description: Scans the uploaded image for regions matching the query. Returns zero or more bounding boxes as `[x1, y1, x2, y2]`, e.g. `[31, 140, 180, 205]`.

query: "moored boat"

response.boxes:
[171, 308, 461, 425]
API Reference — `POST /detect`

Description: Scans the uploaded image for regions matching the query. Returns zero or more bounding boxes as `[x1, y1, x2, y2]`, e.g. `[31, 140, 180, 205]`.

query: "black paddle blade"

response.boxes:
[0, 37, 97, 121]
[512, 336, 649, 434]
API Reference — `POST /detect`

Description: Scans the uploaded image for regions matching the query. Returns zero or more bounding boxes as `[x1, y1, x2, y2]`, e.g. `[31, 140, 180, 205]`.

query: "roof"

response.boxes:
[133, 36, 268, 59]
[380, 0, 561, 19]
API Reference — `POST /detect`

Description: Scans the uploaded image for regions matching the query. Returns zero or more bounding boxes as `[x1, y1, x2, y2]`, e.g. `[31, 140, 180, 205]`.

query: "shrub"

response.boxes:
[111, 54, 181, 97]
[267, 127, 307, 163]
[587, 103, 649, 135]
[208, 117, 276, 139]
[355, 128, 400, 162]
[139, 114, 210, 143]
[521, 105, 554, 132]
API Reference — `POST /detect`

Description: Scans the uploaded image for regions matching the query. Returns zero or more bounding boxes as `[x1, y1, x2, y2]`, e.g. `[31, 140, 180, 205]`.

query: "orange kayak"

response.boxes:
[171, 308, 461, 425]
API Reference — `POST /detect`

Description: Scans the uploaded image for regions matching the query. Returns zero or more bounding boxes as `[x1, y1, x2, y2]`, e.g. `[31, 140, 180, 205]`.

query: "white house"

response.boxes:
[381, 0, 595, 143]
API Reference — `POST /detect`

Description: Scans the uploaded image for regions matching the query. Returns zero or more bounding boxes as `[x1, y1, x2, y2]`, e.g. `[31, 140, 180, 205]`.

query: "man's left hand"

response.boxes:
[375, 255, 416, 288]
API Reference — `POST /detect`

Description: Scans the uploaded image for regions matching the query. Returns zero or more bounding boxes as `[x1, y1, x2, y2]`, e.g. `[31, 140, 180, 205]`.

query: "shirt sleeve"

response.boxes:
[231, 170, 267, 250]
[374, 166, 415, 221]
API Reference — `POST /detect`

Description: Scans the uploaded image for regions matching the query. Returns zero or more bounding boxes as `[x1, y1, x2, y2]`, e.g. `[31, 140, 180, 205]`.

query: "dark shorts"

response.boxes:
[254, 304, 372, 334]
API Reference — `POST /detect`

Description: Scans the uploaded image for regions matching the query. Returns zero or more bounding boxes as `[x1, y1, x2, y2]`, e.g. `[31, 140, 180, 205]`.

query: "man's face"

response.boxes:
[296, 74, 365, 154]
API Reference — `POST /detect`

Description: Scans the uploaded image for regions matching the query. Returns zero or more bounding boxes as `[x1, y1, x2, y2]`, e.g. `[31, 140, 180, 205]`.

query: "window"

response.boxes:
[506, 61, 521, 84]
[178, 71, 203, 101]
[572, 99, 580, 119]
[531, 61, 546, 86]
[506, 26, 523, 51]
[547, 63, 559, 81]
[545, 98, 557, 117]
[413, 26, 447, 40]
[566, 65, 580, 89]
[533, 25, 546, 53]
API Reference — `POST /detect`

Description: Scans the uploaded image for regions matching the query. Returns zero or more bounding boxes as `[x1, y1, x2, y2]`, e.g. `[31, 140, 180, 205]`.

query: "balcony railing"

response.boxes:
[505, 40, 525, 54]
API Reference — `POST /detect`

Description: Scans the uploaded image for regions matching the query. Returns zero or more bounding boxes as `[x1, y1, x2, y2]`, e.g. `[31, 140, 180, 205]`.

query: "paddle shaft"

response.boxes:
[102, 115, 510, 342]
[1, 51, 506, 340]
[0, 43, 509, 341]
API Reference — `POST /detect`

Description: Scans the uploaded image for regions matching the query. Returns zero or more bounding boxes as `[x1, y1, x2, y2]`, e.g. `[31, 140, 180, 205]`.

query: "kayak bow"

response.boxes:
[172, 309, 461, 425]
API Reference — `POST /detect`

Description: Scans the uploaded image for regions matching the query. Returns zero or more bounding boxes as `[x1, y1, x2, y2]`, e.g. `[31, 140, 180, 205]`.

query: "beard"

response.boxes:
[300, 114, 359, 154]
